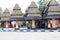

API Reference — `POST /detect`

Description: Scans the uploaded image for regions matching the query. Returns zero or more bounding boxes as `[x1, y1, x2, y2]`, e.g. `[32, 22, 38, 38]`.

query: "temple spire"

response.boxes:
[12, 3, 23, 14]
[1, 8, 10, 21]
[11, 3, 23, 18]
[3, 8, 10, 16]
[26, 1, 41, 17]
[29, 1, 37, 8]
[4, 8, 9, 13]
[13, 4, 21, 10]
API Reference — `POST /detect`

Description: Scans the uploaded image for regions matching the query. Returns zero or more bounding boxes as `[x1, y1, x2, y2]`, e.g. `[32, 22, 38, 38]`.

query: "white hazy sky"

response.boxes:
[0, 0, 60, 13]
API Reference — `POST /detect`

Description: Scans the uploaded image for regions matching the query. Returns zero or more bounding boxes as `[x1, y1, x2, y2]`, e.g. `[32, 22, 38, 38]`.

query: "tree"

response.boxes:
[38, 0, 47, 11]
[38, 0, 48, 28]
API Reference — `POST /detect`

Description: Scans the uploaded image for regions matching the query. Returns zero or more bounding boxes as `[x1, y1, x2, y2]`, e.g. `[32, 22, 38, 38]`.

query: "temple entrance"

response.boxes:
[48, 19, 58, 29]
[4, 22, 10, 28]
[35, 20, 45, 29]
[50, 20, 58, 28]
[3, 21, 13, 28]
[1, 21, 13, 28]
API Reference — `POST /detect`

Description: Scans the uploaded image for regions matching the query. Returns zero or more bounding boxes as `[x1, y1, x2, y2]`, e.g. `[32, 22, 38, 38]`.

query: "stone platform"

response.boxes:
[0, 28, 60, 32]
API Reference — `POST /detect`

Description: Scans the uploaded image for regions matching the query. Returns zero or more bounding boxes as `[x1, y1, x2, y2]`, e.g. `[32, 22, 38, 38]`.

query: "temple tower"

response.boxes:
[25, 1, 41, 29]
[1, 8, 10, 28]
[45, 0, 60, 29]
[11, 4, 24, 29]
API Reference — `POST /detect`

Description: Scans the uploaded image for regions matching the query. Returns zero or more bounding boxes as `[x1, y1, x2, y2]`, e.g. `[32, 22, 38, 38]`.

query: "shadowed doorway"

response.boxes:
[36, 20, 45, 29]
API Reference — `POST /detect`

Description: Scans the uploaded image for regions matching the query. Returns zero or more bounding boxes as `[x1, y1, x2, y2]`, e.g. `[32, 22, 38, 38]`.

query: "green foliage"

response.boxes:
[38, 0, 47, 11]
[19, 21, 27, 27]
[14, 21, 28, 28]
[14, 23, 23, 28]
[20, 24, 23, 27]
[18, 24, 22, 27]
[23, 21, 26, 26]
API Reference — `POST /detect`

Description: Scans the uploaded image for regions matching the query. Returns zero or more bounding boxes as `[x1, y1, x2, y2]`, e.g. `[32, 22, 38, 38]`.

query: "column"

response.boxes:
[35, 21, 38, 28]
[58, 20, 60, 28]
[6, 21, 8, 28]
[16, 21, 19, 29]
[48, 19, 51, 28]
[10, 21, 14, 28]
[52, 18, 55, 28]
[0, 22, 1, 28]
[1, 21, 4, 28]
[28, 21, 31, 29]
[32, 20, 35, 28]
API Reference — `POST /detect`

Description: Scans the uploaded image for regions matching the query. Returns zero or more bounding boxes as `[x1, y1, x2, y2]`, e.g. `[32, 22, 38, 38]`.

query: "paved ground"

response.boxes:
[0, 32, 60, 40]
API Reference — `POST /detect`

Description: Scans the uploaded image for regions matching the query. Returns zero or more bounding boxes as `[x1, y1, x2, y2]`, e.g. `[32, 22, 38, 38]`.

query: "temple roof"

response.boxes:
[10, 17, 24, 21]
[12, 3, 23, 14]
[45, 14, 60, 19]
[44, 0, 60, 19]
[1, 8, 10, 21]
[49, 0, 58, 6]
[25, 16, 41, 20]
[27, 8, 40, 14]
[4, 8, 10, 13]
[3, 8, 10, 17]
[13, 4, 21, 10]
[11, 4, 23, 18]
[48, 0, 60, 12]
[29, 1, 37, 8]
[25, 1, 41, 19]
[48, 6, 60, 12]
[26, 1, 40, 14]
[12, 9, 23, 14]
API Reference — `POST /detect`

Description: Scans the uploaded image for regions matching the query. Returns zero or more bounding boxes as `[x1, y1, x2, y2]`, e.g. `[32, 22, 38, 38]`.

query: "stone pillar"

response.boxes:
[1, 21, 4, 28]
[28, 21, 31, 29]
[6, 21, 8, 28]
[52, 19, 55, 28]
[32, 20, 35, 29]
[58, 20, 60, 28]
[10, 21, 14, 28]
[35, 21, 38, 28]
[0, 22, 1, 28]
[16, 21, 19, 29]
[48, 19, 51, 28]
